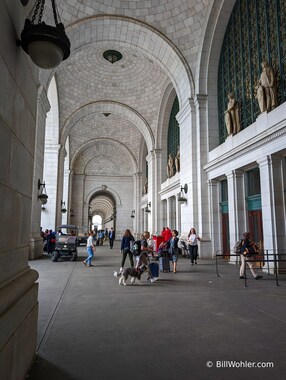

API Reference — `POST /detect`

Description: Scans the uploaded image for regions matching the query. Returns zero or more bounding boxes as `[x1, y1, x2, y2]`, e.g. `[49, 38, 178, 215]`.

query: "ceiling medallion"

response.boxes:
[103, 50, 122, 64]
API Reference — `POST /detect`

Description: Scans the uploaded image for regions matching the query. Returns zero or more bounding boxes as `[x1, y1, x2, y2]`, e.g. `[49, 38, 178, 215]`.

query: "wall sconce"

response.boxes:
[70, 209, 75, 217]
[18, 0, 70, 69]
[145, 202, 151, 213]
[130, 210, 135, 218]
[178, 184, 188, 204]
[38, 179, 48, 204]
[61, 200, 67, 213]
[41, 204, 46, 211]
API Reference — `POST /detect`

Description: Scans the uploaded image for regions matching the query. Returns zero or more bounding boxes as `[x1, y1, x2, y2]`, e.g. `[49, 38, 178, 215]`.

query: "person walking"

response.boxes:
[135, 231, 158, 283]
[119, 229, 135, 272]
[83, 231, 96, 267]
[169, 229, 179, 273]
[109, 227, 115, 249]
[46, 229, 56, 255]
[164, 227, 172, 242]
[187, 228, 201, 265]
[239, 232, 263, 280]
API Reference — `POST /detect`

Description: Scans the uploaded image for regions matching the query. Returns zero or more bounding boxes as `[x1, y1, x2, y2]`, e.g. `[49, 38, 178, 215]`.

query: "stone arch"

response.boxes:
[71, 138, 138, 175]
[85, 186, 122, 207]
[61, 101, 154, 153]
[40, 15, 194, 109]
[156, 83, 178, 182]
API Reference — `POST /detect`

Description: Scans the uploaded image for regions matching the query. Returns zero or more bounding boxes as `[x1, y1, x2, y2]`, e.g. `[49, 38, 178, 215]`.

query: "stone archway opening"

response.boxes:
[89, 190, 117, 231]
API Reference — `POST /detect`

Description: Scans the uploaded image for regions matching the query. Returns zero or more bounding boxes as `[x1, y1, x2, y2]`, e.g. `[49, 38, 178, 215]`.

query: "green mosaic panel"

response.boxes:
[218, 0, 286, 143]
[167, 96, 180, 158]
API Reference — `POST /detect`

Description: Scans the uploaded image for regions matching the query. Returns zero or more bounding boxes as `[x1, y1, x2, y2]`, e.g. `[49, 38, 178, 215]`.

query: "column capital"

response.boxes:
[257, 156, 270, 168]
[225, 169, 244, 180]
[176, 97, 195, 124]
[133, 172, 142, 180]
[37, 85, 51, 114]
[59, 145, 67, 158]
[194, 94, 208, 110]
[147, 149, 162, 162]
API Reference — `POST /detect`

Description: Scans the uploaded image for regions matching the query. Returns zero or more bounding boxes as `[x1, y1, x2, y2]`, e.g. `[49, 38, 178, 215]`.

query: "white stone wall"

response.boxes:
[205, 103, 286, 259]
[72, 175, 134, 238]
[0, 1, 40, 378]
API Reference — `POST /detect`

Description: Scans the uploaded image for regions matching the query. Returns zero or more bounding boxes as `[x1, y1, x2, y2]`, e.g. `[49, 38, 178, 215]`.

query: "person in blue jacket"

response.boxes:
[169, 229, 179, 273]
[119, 229, 135, 272]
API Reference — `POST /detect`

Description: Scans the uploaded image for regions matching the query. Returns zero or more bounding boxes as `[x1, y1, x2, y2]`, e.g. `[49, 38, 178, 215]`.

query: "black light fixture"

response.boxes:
[38, 179, 48, 204]
[178, 184, 188, 204]
[41, 204, 46, 211]
[145, 202, 151, 213]
[19, 0, 70, 69]
[70, 209, 75, 217]
[130, 210, 135, 218]
[61, 200, 67, 213]
[103, 50, 122, 64]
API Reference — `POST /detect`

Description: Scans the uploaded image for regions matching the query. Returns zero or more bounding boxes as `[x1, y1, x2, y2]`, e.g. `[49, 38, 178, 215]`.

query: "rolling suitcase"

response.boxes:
[159, 256, 170, 272]
[149, 262, 159, 278]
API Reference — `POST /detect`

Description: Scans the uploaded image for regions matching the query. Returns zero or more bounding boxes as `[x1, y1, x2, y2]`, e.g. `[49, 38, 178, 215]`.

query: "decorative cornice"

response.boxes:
[204, 123, 286, 173]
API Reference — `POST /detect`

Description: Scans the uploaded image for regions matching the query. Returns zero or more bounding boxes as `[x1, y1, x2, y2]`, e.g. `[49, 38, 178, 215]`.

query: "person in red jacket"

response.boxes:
[161, 227, 166, 240]
[164, 227, 172, 242]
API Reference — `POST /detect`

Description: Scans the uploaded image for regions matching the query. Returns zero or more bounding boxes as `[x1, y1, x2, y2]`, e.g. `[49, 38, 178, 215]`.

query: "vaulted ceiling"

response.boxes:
[37, 0, 213, 218]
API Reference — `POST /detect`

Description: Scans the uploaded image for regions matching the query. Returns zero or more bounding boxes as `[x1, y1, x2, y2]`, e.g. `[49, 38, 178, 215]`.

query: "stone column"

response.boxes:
[41, 143, 60, 230]
[227, 170, 245, 264]
[29, 86, 50, 259]
[176, 98, 196, 232]
[55, 146, 67, 227]
[208, 179, 220, 256]
[146, 149, 162, 234]
[257, 155, 284, 269]
[176, 197, 181, 234]
[62, 166, 70, 225]
[166, 197, 171, 228]
[133, 172, 142, 237]
[194, 95, 209, 237]
[72, 174, 85, 227]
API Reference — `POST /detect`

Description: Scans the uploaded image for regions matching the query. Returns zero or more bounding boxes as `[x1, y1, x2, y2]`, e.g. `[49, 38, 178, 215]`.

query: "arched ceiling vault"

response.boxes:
[72, 138, 137, 175]
[89, 191, 116, 219]
[39, 3, 207, 198]
[62, 101, 153, 157]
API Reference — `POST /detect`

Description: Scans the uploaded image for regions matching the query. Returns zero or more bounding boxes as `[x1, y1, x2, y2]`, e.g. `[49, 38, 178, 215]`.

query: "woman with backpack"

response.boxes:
[239, 232, 263, 280]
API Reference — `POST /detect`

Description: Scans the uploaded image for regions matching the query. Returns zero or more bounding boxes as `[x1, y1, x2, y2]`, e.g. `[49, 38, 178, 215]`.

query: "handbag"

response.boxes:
[243, 244, 259, 257]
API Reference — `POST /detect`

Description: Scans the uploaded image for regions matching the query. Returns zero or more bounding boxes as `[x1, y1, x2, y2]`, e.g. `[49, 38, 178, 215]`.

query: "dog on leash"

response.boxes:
[118, 265, 148, 286]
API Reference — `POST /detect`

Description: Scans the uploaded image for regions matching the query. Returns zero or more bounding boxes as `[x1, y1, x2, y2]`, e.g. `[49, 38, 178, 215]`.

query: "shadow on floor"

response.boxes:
[27, 355, 76, 380]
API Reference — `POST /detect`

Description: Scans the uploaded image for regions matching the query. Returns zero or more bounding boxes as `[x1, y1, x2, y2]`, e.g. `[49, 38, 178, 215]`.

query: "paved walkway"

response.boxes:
[27, 242, 286, 380]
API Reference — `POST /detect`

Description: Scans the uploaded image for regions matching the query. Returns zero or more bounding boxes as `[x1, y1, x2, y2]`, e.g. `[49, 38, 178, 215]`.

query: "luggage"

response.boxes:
[159, 257, 170, 272]
[149, 262, 159, 278]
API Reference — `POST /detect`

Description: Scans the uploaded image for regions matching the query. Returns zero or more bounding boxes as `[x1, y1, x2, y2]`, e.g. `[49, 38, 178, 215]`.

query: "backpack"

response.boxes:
[131, 240, 141, 256]
[233, 241, 242, 254]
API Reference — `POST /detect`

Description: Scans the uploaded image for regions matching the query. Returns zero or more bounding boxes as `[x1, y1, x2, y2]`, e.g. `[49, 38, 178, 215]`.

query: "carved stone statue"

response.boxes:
[224, 92, 241, 136]
[256, 61, 278, 113]
[167, 153, 175, 178]
[143, 180, 148, 194]
[175, 146, 180, 173]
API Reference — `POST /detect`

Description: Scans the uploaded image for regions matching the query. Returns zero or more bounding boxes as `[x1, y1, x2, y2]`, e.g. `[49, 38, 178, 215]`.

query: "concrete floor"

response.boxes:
[27, 242, 286, 380]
